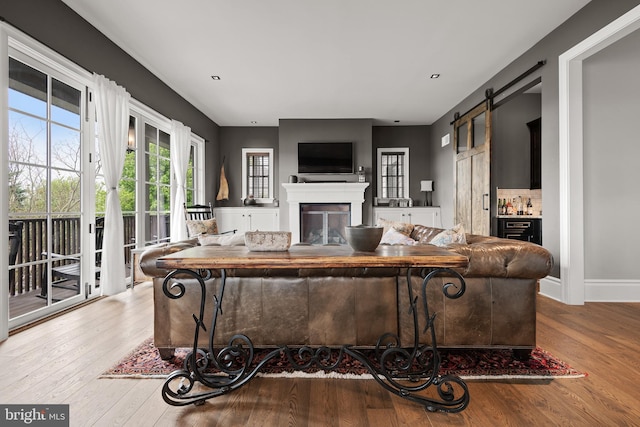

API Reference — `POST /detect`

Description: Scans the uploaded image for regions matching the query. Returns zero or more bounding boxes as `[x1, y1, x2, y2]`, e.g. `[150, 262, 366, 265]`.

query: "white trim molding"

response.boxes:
[557, 4, 640, 304]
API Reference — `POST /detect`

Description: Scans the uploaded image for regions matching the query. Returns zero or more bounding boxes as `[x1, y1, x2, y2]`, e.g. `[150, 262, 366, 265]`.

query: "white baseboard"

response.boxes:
[539, 276, 563, 302]
[539, 277, 640, 303]
[585, 280, 640, 302]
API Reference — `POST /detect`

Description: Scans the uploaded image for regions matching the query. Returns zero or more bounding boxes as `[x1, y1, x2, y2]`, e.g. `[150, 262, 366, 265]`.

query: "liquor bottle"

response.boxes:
[506, 198, 514, 215]
[517, 196, 523, 215]
[526, 198, 533, 215]
[498, 198, 502, 214]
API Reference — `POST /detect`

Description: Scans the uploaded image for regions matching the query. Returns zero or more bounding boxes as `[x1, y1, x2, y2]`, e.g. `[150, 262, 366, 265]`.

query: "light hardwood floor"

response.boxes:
[1, 281, 639, 426]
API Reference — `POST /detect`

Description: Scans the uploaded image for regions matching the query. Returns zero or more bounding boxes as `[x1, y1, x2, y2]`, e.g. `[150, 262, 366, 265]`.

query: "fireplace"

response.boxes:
[301, 203, 350, 244]
[282, 182, 369, 244]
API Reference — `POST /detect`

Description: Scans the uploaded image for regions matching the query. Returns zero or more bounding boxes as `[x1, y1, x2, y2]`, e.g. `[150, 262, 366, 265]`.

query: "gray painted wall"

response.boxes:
[583, 29, 640, 280]
[372, 126, 431, 204]
[217, 127, 279, 206]
[428, 0, 640, 277]
[217, 123, 434, 231]
[278, 119, 373, 230]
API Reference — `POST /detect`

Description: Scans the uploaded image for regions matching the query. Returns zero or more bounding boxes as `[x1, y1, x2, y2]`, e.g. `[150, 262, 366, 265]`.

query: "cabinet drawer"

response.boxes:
[497, 218, 542, 245]
[503, 220, 534, 229]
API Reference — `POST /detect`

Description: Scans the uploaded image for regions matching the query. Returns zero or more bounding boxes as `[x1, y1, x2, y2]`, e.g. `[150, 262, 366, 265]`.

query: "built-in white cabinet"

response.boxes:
[214, 207, 280, 233]
[373, 207, 442, 228]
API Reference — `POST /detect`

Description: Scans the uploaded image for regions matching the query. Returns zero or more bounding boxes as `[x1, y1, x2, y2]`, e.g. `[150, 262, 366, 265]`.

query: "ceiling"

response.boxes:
[61, 0, 590, 127]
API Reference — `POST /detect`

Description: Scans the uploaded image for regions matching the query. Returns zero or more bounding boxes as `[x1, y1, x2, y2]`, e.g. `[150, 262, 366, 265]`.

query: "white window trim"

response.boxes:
[376, 147, 410, 202]
[241, 148, 274, 204]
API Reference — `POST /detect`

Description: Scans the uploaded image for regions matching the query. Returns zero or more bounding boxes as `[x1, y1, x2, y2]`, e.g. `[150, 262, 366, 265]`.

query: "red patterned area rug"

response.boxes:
[100, 338, 586, 380]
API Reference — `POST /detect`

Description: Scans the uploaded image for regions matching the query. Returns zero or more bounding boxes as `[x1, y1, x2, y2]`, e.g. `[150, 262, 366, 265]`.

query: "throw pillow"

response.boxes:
[186, 218, 219, 236]
[198, 232, 245, 246]
[380, 228, 416, 245]
[430, 223, 467, 247]
[376, 217, 414, 236]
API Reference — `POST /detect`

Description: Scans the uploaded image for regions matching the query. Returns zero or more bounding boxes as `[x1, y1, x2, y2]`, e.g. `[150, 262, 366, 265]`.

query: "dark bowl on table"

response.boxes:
[344, 225, 384, 252]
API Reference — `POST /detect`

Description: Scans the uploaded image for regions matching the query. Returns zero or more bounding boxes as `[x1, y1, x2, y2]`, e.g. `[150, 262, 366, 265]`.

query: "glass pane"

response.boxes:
[159, 130, 170, 155]
[380, 152, 405, 199]
[120, 151, 136, 212]
[457, 122, 468, 153]
[146, 154, 157, 184]
[158, 213, 170, 240]
[95, 175, 107, 216]
[472, 112, 486, 148]
[144, 213, 158, 242]
[159, 157, 171, 185]
[145, 123, 157, 152]
[9, 111, 47, 167]
[159, 185, 170, 211]
[48, 214, 81, 256]
[51, 124, 80, 171]
[8, 164, 48, 214]
[51, 169, 81, 214]
[8, 58, 47, 119]
[51, 78, 81, 128]
[146, 183, 158, 211]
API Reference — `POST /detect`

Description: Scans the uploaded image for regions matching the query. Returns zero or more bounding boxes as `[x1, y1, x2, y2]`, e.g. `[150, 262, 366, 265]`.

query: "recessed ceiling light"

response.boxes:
[430, 74, 440, 79]
[211, 75, 221, 80]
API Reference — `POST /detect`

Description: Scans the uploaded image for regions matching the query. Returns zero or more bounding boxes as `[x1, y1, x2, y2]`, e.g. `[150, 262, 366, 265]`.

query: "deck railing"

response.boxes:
[8, 215, 141, 297]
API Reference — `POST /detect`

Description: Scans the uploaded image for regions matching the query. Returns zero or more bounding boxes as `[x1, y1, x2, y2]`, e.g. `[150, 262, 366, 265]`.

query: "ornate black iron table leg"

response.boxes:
[159, 266, 469, 412]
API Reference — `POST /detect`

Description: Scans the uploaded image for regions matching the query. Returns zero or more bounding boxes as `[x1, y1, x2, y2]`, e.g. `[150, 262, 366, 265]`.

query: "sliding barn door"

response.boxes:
[453, 101, 491, 236]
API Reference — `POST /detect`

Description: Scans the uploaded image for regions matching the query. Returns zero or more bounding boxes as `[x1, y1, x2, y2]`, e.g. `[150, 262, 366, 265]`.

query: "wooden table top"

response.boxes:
[157, 244, 469, 270]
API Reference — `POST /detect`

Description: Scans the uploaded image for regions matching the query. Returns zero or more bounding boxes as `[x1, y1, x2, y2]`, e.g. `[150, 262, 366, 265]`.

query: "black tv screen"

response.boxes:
[298, 142, 354, 174]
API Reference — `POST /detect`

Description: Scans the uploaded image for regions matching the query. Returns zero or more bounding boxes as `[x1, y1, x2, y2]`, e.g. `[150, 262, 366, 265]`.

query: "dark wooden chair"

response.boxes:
[40, 217, 104, 299]
[9, 221, 24, 295]
[183, 202, 236, 237]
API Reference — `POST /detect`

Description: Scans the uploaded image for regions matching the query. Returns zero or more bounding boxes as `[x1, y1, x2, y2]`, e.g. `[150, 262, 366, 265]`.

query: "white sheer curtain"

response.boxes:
[93, 73, 130, 295]
[170, 120, 192, 242]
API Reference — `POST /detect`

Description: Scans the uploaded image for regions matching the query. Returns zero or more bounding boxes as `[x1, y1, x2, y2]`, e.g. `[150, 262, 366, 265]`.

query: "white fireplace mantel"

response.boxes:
[282, 182, 369, 243]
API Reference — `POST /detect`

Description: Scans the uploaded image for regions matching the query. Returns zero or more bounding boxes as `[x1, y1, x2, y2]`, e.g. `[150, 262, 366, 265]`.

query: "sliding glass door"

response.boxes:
[7, 53, 94, 325]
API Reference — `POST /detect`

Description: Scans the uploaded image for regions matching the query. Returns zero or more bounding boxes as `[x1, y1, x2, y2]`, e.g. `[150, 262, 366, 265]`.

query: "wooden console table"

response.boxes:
[157, 244, 470, 412]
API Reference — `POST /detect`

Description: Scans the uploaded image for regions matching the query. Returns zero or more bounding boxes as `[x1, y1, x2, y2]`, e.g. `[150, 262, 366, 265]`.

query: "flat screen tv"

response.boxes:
[298, 142, 354, 174]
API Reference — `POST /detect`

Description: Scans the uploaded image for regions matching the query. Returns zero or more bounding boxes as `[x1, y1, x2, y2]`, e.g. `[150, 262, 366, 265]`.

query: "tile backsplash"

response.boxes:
[497, 188, 542, 216]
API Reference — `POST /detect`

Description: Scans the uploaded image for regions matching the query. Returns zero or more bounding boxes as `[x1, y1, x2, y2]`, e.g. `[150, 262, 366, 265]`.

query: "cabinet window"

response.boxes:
[377, 147, 409, 200]
[242, 148, 274, 203]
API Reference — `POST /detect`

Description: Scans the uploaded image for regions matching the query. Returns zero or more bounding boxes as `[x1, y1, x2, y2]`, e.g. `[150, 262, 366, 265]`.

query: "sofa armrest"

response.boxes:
[139, 242, 197, 278]
[448, 238, 553, 279]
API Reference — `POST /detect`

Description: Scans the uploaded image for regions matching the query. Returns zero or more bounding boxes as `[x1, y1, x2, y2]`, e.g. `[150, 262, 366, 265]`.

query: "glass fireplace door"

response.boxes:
[300, 203, 350, 245]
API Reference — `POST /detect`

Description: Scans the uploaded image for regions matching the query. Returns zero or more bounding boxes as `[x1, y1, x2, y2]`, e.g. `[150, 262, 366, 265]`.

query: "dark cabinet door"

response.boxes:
[527, 118, 541, 190]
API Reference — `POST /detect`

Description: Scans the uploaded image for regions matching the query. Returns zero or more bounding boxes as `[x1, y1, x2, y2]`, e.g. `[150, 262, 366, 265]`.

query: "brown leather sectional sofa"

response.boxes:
[140, 225, 553, 359]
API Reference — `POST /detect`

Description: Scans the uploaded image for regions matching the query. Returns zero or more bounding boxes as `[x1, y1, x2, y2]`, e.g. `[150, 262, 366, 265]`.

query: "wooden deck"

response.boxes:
[9, 265, 131, 320]
[9, 285, 82, 319]
[1, 282, 639, 425]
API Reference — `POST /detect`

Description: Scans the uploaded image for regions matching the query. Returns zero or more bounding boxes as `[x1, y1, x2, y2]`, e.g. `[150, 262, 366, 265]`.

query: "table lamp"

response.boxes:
[420, 180, 434, 206]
